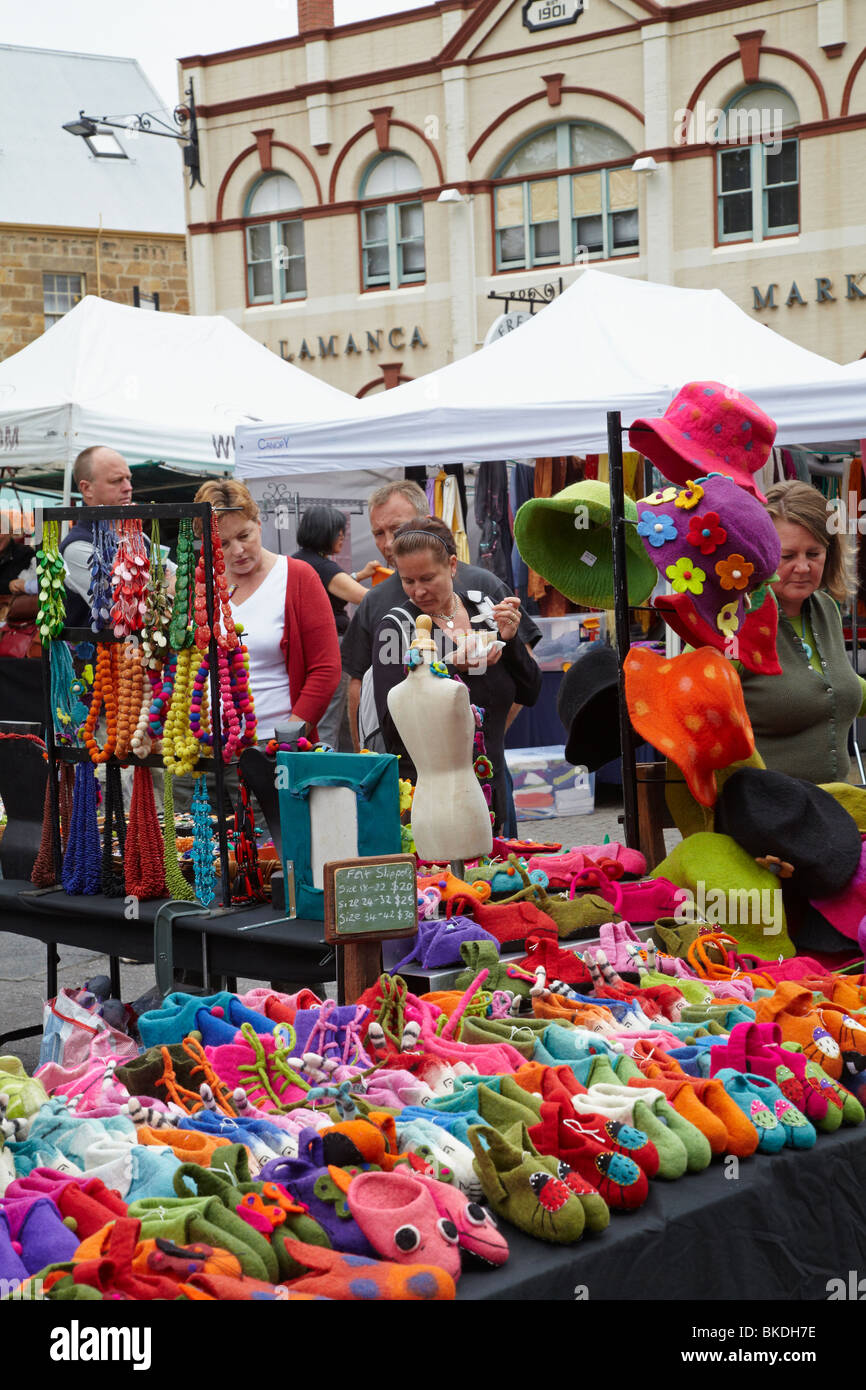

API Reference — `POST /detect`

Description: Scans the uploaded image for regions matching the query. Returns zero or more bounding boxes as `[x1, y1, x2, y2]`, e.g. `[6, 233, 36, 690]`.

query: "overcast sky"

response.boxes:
[0, 0, 425, 110]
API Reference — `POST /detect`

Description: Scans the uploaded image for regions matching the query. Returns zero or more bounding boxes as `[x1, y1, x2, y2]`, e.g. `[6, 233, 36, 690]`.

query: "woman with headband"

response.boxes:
[371, 516, 541, 830]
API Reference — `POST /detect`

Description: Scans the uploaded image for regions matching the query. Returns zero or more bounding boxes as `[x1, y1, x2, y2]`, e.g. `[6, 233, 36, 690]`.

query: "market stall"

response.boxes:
[5, 294, 866, 1311]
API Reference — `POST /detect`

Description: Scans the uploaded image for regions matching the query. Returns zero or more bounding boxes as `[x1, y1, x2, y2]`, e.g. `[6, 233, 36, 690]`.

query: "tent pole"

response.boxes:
[607, 410, 639, 850]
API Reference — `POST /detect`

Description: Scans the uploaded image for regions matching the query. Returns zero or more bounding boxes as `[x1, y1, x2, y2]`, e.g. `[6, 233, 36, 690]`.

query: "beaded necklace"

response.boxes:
[109, 518, 148, 638]
[114, 641, 144, 760]
[161, 646, 200, 775]
[36, 519, 67, 640]
[88, 521, 118, 634]
[147, 652, 177, 741]
[168, 519, 196, 650]
[124, 766, 168, 900]
[61, 762, 101, 895]
[189, 636, 257, 761]
[162, 770, 196, 901]
[191, 776, 216, 907]
[82, 645, 119, 765]
[32, 760, 75, 887]
[194, 516, 238, 654]
[50, 640, 87, 745]
[231, 772, 266, 905]
[101, 763, 127, 897]
[142, 520, 171, 668]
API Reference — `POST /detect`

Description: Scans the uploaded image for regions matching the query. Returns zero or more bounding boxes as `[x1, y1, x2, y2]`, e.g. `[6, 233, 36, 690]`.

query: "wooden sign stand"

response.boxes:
[323, 854, 418, 1004]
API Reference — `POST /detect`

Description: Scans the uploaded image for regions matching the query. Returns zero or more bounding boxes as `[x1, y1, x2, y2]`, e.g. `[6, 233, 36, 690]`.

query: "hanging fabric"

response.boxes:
[474, 461, 513, 584]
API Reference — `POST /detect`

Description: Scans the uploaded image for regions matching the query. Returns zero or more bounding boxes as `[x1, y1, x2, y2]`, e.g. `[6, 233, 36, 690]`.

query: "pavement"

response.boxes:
[0, 781, 682, 1074]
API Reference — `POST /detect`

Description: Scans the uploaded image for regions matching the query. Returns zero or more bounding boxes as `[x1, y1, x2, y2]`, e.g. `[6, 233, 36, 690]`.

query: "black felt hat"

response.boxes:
[556, 642, 622, 772]
[714, 767, 862, 899]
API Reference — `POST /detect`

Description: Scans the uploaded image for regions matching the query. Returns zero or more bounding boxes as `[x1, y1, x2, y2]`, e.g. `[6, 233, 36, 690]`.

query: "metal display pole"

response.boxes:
[607, 410, 639, 849]
[39, 633, 64, 881]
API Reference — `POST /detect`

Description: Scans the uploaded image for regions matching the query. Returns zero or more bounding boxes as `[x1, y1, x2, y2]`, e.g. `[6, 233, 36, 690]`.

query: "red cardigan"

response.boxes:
[278, 555, 342, 733]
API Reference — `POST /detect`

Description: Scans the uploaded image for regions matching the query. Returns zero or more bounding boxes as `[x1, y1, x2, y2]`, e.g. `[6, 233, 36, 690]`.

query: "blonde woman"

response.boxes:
[193, 479, 341, 743]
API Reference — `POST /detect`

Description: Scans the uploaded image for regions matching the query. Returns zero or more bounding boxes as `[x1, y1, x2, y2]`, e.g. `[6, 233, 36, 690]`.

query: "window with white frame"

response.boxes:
[493, 123, 638, 271]
[360, 153, 425, 290]
[716, 85, 800, 243]
[245, 173, 307, 303]
[43, 273, 84, 328]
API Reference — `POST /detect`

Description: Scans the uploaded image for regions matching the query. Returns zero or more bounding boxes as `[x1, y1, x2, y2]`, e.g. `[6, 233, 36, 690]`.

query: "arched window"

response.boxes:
[245, 173, 306, 304]
[717, 85, 799, 243]
[493, 122, 638, 271]
[360, 153, 425, 290]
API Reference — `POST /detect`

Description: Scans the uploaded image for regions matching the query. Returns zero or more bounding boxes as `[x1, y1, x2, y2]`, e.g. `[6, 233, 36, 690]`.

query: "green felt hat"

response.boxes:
[513, 480, 657, 609]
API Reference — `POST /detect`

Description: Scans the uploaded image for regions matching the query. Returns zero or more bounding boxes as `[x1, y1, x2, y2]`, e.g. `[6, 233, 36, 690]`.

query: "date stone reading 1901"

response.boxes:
[522, 0, 584, 33]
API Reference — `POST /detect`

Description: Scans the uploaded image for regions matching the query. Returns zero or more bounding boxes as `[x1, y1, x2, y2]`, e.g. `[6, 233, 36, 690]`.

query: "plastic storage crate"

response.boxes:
[505, 744, 595, 819]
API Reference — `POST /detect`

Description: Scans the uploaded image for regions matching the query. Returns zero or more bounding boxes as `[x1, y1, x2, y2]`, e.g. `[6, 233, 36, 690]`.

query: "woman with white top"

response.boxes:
[193, 479, 341, 747]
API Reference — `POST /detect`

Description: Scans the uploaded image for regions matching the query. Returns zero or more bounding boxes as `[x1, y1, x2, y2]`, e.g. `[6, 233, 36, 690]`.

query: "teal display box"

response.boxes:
[276, 750, 403, 920]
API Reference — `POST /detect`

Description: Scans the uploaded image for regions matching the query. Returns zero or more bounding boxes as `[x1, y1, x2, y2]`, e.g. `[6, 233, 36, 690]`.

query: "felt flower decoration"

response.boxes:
[641, 486, 679, 506]
[675, 480, 704, 510]
[637, 510, 678, 548]
[687, 511, 727, 555]
[665, 556, 706, 595]
[716, 553, 754, 591]
[716, 600, 740, 635]
[755, 854, 795, 879]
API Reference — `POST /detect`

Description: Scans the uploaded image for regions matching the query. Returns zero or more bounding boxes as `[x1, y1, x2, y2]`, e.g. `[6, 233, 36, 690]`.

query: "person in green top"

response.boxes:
[739, 480, 866, 784]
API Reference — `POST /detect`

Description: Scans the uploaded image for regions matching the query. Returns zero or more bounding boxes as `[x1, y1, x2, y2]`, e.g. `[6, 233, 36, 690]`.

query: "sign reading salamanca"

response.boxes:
[522, 0, 584, 32]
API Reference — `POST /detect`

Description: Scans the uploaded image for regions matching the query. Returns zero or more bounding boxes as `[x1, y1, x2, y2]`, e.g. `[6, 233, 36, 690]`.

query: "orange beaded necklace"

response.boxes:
[82, 645, 119, 765]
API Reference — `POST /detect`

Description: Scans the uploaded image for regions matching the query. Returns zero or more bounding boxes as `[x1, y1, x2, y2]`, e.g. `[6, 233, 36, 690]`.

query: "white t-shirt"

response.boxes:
[229, 555, 291, 736]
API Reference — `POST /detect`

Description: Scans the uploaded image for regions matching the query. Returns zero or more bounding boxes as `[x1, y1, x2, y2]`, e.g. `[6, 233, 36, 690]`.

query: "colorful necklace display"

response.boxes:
[189, 635, 257, 761]
[191, 776, 216, 907]
[194, 516, 238, 654]
[36, 519, 67, 640]
[168, 519, 196, 650]
[82, 645, 118, 765]
[61, 762, 101, 895]
[161, 647, 200, 776]
[142, 520, 171, 667]
[101, 763, 127, 898]
[109, 518, 148, 638]
[88, 521, 118, 634]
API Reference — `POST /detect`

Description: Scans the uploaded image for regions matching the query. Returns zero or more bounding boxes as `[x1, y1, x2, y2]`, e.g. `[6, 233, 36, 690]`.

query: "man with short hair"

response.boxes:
[60, 447, 135, 626]
[60, 447, 175, 625]
[342, 477, 541, 752]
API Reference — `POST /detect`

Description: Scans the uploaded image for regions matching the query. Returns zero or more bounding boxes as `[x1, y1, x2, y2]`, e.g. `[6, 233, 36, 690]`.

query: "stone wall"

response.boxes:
[0, 228, 189, 360]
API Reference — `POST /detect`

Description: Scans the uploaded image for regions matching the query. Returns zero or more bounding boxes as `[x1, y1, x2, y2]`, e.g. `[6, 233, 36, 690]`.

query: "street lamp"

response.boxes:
[62, 79, 203, 187]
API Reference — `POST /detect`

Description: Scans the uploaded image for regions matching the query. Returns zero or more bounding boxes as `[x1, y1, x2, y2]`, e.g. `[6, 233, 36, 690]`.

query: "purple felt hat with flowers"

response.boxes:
[636, 473, 782, 675]
[629, 382, 776, 503]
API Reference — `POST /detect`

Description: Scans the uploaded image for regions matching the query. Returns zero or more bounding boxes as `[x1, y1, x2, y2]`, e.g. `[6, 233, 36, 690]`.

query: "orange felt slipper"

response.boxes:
[135, 1124, 232, 1165]
[624, 1071, 730, 1154]
[510, 1061, 551, 1096]
[689, 1077, 760, 1157]
[753, 982, 849, 1080]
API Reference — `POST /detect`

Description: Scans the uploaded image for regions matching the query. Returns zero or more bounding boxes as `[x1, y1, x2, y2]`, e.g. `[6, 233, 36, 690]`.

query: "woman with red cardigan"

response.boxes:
[193, 479, 341, 744]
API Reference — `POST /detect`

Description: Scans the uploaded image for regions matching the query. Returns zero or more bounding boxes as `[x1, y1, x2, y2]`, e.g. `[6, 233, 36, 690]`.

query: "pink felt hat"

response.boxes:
[629, 382, 776, 502]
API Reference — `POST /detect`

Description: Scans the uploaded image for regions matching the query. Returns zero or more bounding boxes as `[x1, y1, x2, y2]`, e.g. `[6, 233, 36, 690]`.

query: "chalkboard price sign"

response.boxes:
[323, 854, 419, 945]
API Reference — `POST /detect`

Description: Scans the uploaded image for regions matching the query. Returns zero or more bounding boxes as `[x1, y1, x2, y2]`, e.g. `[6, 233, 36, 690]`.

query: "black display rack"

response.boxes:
[39, 502, 234, 907]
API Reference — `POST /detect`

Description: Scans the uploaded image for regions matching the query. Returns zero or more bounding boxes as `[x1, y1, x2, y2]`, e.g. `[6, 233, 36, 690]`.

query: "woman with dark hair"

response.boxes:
[371, 516, 541, 830]
[293, 506, 378, 749]
[740, 480, 866, 783]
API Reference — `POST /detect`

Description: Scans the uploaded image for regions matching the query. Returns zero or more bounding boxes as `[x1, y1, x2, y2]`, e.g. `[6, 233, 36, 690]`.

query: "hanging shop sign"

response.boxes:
[522, 0, 583, 32]
[752, 273, 866, 311]
[277, 325, 428, 363]
[484, 311, 531, 345]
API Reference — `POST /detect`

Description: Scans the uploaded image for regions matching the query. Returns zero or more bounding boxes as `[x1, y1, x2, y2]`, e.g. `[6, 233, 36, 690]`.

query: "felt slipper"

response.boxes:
[468, 1123, 588, 1242]
[499, 1120, 610, 1232]
[526, 1108, 648, 1212]
[713, 1070, 787, 1154]
[346, 1169, 462, 1279]
[407, 1171, 509, 1268]
[780, 1043, 865, 1125]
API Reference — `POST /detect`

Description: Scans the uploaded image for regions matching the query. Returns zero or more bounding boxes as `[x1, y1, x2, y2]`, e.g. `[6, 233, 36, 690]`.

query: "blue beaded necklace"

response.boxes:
[88, 521, 118, 634]
[191, 775, 216, 907]
[61, 762, 102, 895]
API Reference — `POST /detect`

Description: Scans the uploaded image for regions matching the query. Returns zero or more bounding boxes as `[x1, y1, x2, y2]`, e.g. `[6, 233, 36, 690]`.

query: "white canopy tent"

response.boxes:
[236, 269, 866, 477]
[0, 297, 363, 500]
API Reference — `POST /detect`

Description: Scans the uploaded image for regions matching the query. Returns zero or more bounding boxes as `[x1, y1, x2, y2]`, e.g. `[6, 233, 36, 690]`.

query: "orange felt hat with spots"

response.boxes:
[624, 646, 755, 807]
